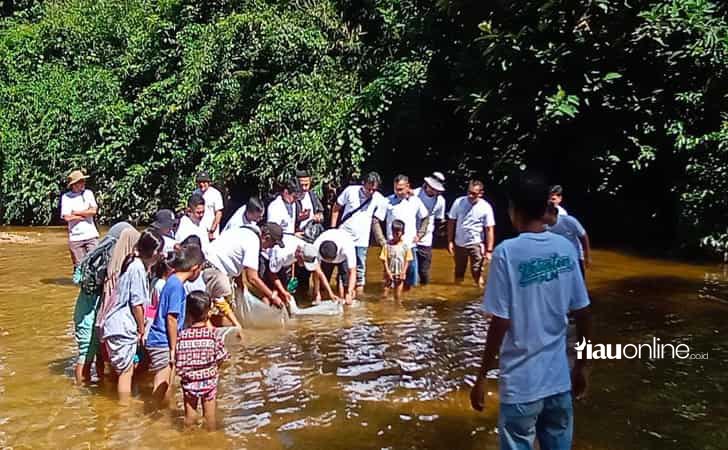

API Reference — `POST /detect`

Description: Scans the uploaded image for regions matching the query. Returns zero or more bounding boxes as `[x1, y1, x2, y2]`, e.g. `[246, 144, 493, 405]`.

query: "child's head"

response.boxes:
[168, 244, 205, 280]
[137, 228, 164, 259]
[543, 202, 559, 226]
[549, 184, 563, 206]
[391, 219, 405, 241]
[507, 171, 549, 230]
[186, 290, 211, 324]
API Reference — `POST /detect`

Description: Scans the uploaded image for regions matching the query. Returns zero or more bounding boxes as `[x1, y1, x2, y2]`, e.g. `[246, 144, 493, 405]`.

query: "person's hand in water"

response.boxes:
[571, 364, 589, 400]
[470, 374, 488, 412]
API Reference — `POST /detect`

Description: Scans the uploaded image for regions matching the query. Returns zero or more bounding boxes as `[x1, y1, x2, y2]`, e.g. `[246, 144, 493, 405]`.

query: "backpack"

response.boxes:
[73, 236, 117, 294]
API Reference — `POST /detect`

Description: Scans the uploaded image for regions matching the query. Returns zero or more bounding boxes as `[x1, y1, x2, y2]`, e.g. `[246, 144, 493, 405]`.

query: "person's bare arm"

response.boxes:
[74, 206, 98, 218]
[243, 267, 279, 306]
[484, 226, 495, 262]
[415, 216, 430, 243]
[447, 219, 456, 255]
[571, 305, 592, 399]
[330, 203, 342, 228]
[211, 210, 223, 232]
[167, 314, 179, 362]
[132, 304, 145, 342]
[580, 233, 592, 268]
[346, 268, 357, 300]
[470, 315, 510, 411]
[62, 213, 85, 222]
[315, 267, 339, 300]
[372, 219, 386, 247]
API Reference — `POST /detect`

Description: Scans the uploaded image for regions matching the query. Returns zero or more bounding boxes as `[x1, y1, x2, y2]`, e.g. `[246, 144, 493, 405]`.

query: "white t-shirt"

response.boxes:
[267, 234, 306, 273]
[413, 187, 446, 247]
[60, 190, 100, 241]
[448, 196, 496, 247]
[298, 191, 316, 230]
[314, 229, 356, 266]
[267, 195, 296, 234]
[546, 214, 586, 259]
[205, 227, 260, 276]
[184, 275, 207, 295]
[336, 185, 386, 247]
[194, 186, 224, 238]
[175, 215, 210, 251]
[224, 205, 259, 232]
[384, 194, 428, 246]
[162, 235, 176, 255]
[557, 205, 568, 216]
[482, 232, 589, 404]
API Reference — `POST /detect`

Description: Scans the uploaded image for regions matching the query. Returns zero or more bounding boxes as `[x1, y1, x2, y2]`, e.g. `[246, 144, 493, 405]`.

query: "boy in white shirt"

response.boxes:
[470, 171, 592, 450]
[61, 170, 100, 269]
[175, 193, 210, 250]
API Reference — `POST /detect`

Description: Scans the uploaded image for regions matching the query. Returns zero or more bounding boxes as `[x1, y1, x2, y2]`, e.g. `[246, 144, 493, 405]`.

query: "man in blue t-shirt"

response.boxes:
[470, 171, 592, 450]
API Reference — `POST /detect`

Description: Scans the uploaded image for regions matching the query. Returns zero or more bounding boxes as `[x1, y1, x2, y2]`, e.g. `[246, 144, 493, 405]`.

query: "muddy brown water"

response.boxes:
[0, 226, 726, 449]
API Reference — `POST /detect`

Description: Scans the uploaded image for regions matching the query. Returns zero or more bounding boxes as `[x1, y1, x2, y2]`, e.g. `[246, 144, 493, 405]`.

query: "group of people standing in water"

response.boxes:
[63, 166, 593, 442]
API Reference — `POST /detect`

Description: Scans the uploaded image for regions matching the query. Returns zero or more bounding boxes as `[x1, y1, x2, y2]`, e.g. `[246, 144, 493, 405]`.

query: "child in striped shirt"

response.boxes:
[175, 291, 229, 430]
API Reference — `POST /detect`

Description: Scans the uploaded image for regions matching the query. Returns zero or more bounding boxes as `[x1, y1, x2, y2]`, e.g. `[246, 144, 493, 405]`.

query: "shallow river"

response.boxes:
[0, 227, 727, 449]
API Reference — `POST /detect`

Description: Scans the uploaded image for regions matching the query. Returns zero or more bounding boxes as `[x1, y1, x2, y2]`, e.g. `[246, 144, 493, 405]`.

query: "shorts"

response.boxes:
[385, 276, 405, 288]
[146, 347, 171, 372]
[183, 386, 217, 408]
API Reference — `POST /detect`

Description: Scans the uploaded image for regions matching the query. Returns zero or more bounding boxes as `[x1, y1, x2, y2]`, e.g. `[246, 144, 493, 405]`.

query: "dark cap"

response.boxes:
[260, 222, 285, 247]
[550, 184, 563, 195]
[152, 209, 176, 229]
[295, 168, 310, 178]
[196, 171, 212, 183]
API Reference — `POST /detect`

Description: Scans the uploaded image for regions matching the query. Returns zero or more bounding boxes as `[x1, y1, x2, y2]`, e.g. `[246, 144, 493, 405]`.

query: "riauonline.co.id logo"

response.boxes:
[575, 337, 709, 360]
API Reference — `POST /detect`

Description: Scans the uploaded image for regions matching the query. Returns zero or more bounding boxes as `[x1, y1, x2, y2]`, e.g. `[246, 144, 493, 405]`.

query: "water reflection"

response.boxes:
[0, 228, 727, 449]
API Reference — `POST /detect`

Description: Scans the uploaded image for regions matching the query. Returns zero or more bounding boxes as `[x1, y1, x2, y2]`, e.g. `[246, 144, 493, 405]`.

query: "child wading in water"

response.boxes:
[175, 291, 229, 430]
[145, 244, 204, 405]
[380, 219, 413, 300]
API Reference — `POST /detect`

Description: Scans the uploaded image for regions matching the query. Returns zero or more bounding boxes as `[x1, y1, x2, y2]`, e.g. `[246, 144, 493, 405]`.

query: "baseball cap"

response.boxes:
[196, 171, 212, 183]
[151, 209, 176, 229]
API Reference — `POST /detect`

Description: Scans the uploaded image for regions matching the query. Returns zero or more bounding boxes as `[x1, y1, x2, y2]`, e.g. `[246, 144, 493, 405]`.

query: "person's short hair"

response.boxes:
[469, 180, 484, 191]
[295, 168, 310, 178]
[185, 290, 211, 323]
[508, 171, 549, 221]
[319, 241, 338, 261]
[246, 197, 264, 214]
[550, 185, 563, 195]
[284, 177, 302, 194]
[546, 202, 559, 216]
[391, 219, 405, 234]
[137, 228, 164, 258]
[188, 192, 205, 209]
[168, 244, 204, 271]
[181, 234, 202, 248]
[364, 171, 382, 186]
[393, 174, 409, 185]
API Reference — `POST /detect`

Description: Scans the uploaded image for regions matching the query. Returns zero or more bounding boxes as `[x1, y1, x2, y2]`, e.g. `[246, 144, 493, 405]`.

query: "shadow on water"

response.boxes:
[39, 277, 75, 286]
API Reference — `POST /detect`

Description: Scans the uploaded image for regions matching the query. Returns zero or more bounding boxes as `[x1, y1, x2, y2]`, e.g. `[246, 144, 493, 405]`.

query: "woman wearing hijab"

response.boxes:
[72, 222, 132, 385]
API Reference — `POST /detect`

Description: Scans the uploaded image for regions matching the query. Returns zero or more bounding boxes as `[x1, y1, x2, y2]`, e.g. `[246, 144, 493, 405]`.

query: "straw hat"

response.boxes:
[67, 170, 90, 187]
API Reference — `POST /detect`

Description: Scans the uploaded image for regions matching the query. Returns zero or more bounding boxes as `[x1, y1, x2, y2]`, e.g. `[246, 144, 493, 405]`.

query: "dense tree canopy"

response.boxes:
[1, 0, 726, 255]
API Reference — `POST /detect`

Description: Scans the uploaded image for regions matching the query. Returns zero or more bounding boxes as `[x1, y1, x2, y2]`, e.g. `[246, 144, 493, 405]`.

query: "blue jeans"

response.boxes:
[499, 391, 573, 450]
[355, 246, 368, 287]
[406, 246, 419, 286]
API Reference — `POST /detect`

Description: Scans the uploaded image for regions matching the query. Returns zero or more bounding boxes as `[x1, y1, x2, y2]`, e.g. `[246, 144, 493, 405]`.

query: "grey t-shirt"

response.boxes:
[102, 258, 150, 339]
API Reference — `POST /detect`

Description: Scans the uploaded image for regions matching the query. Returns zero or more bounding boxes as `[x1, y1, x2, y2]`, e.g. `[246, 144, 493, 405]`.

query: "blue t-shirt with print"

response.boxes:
[482, 231, 590, 404]
[146, 274, 187, 348]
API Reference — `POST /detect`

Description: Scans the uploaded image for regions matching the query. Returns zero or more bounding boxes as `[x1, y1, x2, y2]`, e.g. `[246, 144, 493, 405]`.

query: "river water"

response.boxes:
[0, 227, 726, 449]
